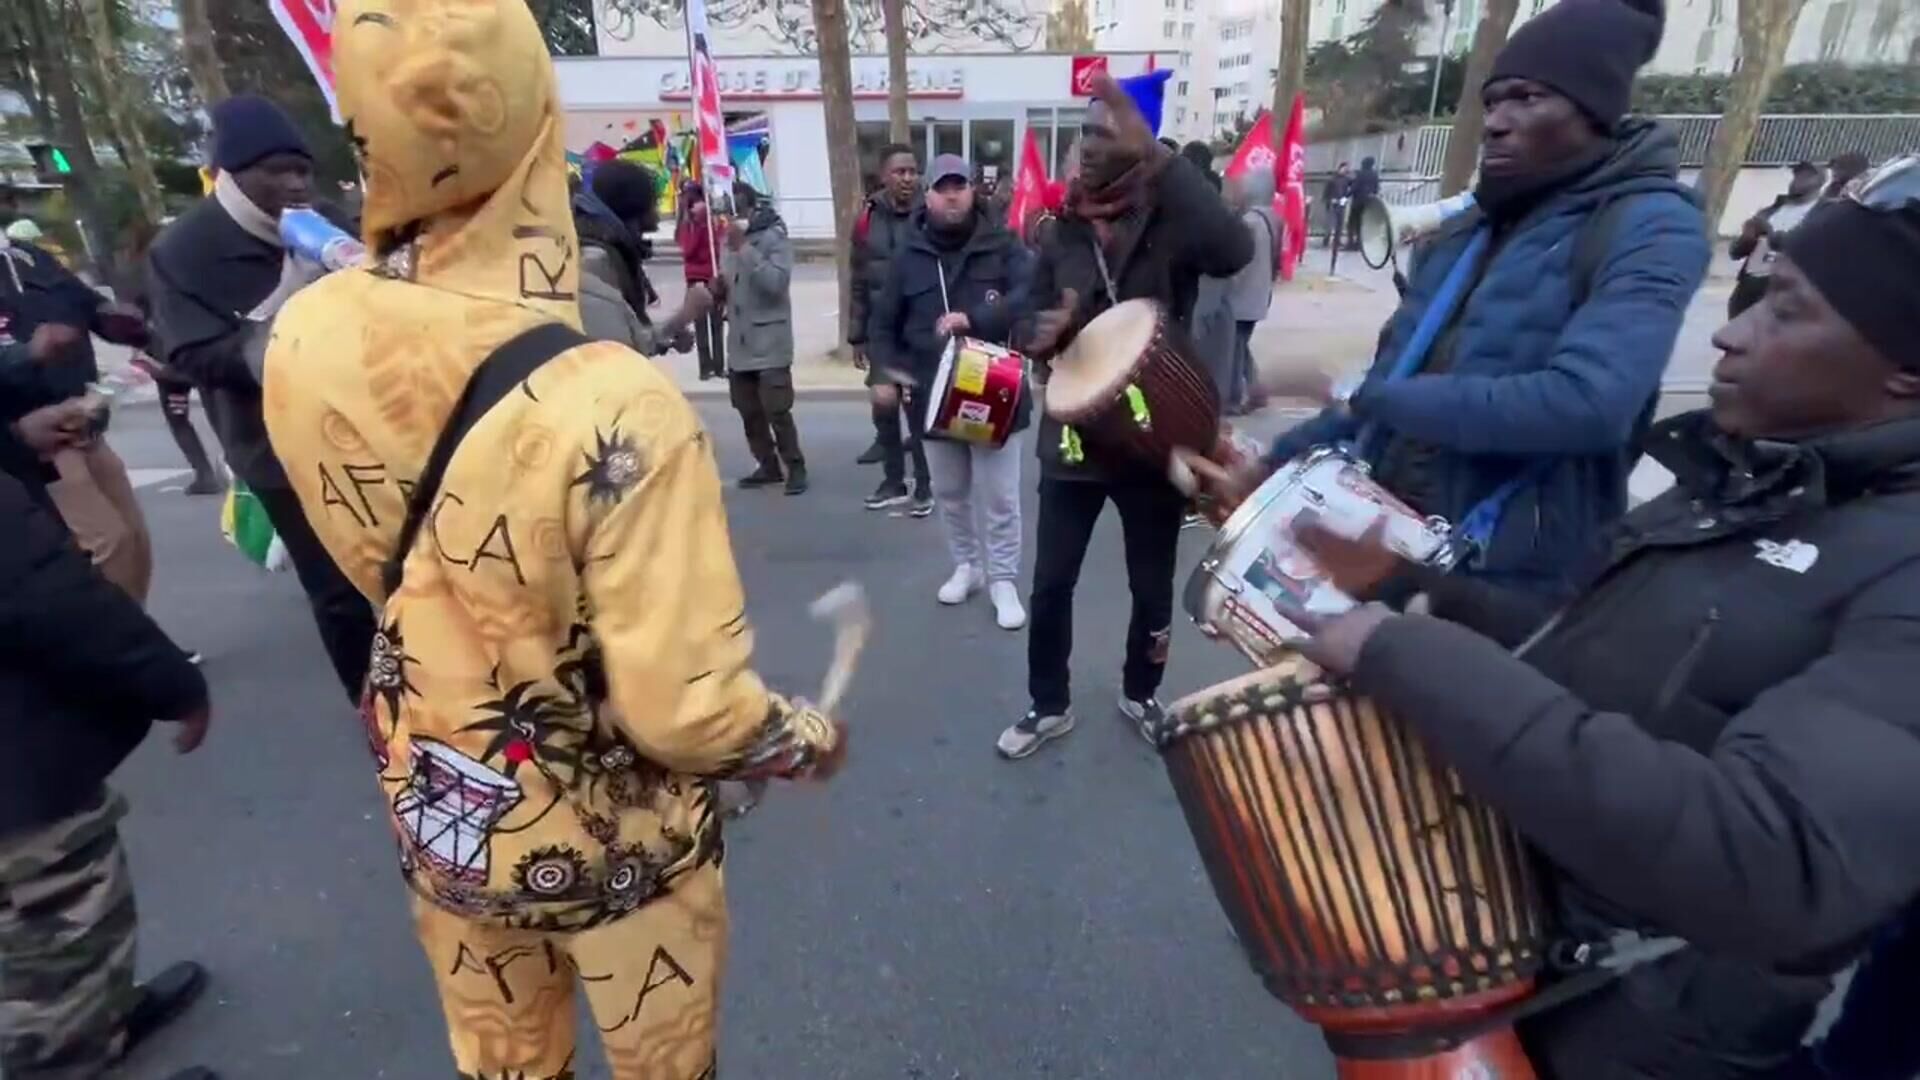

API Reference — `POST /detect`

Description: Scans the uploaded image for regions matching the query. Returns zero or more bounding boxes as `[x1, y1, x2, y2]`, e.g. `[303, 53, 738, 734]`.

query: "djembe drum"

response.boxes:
[1152, 660, 1547, 1078]
[1046, 298, 1220, 478]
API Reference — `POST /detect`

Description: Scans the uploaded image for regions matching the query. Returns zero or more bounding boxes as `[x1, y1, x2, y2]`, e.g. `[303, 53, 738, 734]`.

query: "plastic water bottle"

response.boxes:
[279, 207, 365, 271]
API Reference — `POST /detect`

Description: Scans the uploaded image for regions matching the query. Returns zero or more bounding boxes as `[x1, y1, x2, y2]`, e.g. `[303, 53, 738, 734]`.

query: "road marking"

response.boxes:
[130, 467, 191, 490]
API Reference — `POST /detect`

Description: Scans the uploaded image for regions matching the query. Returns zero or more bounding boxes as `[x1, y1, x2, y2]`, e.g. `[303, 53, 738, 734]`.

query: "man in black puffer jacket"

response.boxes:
[0, 471, 218, 1080]
[1288, 171, 1920, 1076]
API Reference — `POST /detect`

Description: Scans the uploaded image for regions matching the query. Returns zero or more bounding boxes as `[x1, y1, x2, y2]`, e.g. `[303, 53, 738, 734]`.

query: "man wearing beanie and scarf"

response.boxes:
[997, 71, 1251, 759]
[1273, 168, 1920, 1076]
[1243, 0, 1709, 602]
[147, 94, 376, 698]
[260, 3, 841, 1077]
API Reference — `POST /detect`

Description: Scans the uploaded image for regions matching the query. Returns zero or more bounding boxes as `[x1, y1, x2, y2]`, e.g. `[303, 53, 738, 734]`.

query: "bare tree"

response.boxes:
[1696, 0, 1810, 231]
[883, 0, 909, 143]
[14, 0, 114, 270]
[173, 0, 229, 106]
[76, 0, 165, 229]
[1271, 0, 1311, 130]
[1439, 0, 1522, 195]
[811, 0, 863, 350]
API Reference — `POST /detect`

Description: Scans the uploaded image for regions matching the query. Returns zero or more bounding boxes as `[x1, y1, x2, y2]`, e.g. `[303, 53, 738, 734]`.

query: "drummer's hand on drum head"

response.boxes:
[1295, 513, 1404, 599]
[935, 311, 971, 338]
[1028, 288, 1079, 355]
[1291, 603, 1396, 677]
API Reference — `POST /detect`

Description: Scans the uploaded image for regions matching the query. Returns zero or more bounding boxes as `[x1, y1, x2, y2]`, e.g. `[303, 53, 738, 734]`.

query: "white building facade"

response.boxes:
[562, 1, 1154, 237]
[1095, 0, 1920, 143]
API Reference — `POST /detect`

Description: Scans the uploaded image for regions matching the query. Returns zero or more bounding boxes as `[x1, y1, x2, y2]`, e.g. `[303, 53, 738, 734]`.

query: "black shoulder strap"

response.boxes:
[380, 322, 588, 598]
[1571, 194, 1632, 306]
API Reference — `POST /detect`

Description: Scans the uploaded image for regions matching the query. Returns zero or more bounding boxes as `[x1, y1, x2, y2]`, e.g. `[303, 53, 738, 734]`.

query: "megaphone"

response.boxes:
[1356, 191, 1478, 271]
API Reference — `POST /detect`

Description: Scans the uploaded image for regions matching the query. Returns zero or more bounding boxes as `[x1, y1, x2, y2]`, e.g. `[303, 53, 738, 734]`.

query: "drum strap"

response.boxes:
[1319, 933, 1688, 1061]
[379, 321, 589, 599]
[1090, 240, 1118, 303]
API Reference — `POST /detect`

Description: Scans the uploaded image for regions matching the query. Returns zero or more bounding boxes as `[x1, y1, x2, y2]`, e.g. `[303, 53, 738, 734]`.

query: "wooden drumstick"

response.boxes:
[809, 580, 871, 716]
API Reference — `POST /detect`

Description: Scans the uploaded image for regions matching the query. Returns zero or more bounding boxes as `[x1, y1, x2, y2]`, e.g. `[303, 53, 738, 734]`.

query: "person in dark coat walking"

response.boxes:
[871, 155, 1035, 629]
[995, 73, 1252, 759]
[145, 94, 375, 701]
[1285, 167, 1920, 1078]
[0, 470, 216, 1080]
[1346, 156, 1380, 249]
[1239, 0, 1708, 600]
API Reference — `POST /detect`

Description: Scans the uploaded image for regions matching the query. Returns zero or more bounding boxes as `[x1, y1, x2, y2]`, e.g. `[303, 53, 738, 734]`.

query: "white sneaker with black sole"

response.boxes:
[1117, 695, 1167, 745]
[996, 710, 1074, 759]
[865, 481, 911, 511]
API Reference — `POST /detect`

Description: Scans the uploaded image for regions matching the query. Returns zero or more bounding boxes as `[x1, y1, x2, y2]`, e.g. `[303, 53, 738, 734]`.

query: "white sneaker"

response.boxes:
[937, 565, 983, 605]
[988, 580, 1027, 630]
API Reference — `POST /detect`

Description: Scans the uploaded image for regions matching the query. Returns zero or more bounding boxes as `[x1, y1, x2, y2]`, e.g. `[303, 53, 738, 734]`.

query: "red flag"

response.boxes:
[1278, 93, 1309, 281]
[269, 0, 338, 122]
[684, 0, 735, 192]
[1224, 95, 1309, 280]
[1005, 130, 1050, 240]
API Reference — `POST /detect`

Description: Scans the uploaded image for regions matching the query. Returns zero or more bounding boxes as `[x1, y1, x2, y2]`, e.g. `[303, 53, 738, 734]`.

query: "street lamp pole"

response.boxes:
[1427, 0, 1455, 119]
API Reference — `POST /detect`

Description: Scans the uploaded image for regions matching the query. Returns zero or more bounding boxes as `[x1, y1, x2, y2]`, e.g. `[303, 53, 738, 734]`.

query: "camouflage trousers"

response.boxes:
[0, 789, 138, 1079]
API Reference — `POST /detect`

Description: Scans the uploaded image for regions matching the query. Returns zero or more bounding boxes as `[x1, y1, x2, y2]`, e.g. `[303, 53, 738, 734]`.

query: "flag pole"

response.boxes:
[684, 0, 722, 282]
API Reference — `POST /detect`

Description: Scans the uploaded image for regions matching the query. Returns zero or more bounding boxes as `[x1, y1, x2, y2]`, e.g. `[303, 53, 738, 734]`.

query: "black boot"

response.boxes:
[784, 465, 809, 496]
[856, 440, 885, 465]
[117, 961, 209, 1061]
[738, 462, 783, 489]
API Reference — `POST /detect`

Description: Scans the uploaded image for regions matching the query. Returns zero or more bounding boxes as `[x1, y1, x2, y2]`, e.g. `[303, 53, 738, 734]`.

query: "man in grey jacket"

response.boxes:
[724, 183, 807, 495]
[1224, 169, 1278, 413]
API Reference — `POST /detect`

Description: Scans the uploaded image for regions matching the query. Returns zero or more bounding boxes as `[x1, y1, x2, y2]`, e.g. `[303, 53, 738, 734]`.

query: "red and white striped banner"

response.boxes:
[268, 0, 340, 122]
[683, 0, 735, 193]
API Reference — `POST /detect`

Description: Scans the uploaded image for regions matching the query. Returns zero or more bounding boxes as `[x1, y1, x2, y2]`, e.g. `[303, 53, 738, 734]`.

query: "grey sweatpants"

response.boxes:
[924, 434, 1024, 582]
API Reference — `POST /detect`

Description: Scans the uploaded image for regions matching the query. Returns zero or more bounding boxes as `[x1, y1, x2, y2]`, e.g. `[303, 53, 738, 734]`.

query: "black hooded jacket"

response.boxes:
[1354, 411, 1920, 1075]
[1, 471, 207, 832]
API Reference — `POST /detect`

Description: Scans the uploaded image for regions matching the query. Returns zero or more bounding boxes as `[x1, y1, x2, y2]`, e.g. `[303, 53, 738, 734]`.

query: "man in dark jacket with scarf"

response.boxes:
[1286, 172, 1920, 1077]
[1251, 0, 1708, 599]
[0, 470, 217, 1080]
[996, 73, 1252, 759]
[871, 155, 1035, 629]
[146, 94, 375, 700]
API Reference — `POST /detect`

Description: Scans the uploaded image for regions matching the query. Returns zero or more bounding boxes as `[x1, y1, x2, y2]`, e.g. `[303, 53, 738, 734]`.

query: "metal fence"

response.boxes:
[1308, 113, 1920, 176]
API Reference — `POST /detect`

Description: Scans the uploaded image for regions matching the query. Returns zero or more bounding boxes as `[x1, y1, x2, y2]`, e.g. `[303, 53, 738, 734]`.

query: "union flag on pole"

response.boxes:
[1225, 93, 1309, 280]
[684, 0, 734, 192]
[1005, 130, 1050, 240]
[269, 0, 339, 122]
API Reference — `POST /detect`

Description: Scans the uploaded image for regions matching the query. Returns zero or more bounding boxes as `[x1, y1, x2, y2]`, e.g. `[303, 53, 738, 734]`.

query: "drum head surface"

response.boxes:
[1049, 300, 1159, 412]
[1169, 656, 1324, 716]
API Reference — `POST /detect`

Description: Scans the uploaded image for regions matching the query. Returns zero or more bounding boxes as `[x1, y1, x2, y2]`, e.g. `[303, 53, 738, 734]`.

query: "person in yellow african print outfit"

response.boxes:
[259, 3, 843, 1077]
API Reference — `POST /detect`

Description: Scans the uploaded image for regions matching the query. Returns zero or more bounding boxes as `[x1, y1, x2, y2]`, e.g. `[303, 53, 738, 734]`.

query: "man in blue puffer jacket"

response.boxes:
[1250, 0, 1708, 597]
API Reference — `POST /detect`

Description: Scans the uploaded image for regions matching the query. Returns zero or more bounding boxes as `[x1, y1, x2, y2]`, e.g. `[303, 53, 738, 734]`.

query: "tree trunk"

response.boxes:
[18, 0, 112, 273]
[174, 0, 231, 106]
[77, 0, 165, 229]
[1696, 0, 1807, 233]
[1271, 0, 1311, 131]
[812, 0, 864, 351]
[1439, 0, 1522, 196]
[883, 0, 910, 143]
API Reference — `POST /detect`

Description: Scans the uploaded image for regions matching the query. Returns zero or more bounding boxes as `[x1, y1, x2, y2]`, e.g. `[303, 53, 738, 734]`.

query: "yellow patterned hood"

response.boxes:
[261, 0, 834, 933]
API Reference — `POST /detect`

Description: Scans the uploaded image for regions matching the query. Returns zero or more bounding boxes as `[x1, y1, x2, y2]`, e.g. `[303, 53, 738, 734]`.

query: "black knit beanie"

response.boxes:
[1486, 0, 1664, 128]
[590, 160, 659, 222]
[210, 94, 311, 174]
[1783, 200, 1920, 371]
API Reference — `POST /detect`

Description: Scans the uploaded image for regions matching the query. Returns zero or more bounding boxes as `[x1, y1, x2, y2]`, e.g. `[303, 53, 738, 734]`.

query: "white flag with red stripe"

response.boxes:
[268, 0, 340, 122]
[685, 0, 734, 191]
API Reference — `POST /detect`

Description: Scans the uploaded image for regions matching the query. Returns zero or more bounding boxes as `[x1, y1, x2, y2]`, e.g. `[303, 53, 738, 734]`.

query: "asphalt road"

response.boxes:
[104, 399, 1334, 1080]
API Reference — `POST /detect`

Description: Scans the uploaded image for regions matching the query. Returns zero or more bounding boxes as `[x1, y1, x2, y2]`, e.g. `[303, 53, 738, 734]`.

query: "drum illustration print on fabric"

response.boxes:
[394, 737, 527, 886]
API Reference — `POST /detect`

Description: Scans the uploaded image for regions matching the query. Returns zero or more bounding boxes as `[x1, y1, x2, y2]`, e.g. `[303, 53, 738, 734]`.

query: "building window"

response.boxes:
[1530, 0, 1546, 12]
[1707, 0, 1725, 24]
[1163, 19, 1176, 35]
[1183, 21, 1195, 38]
[1177, 79, 1189, 96]
[1695, 27, 1715, 63]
